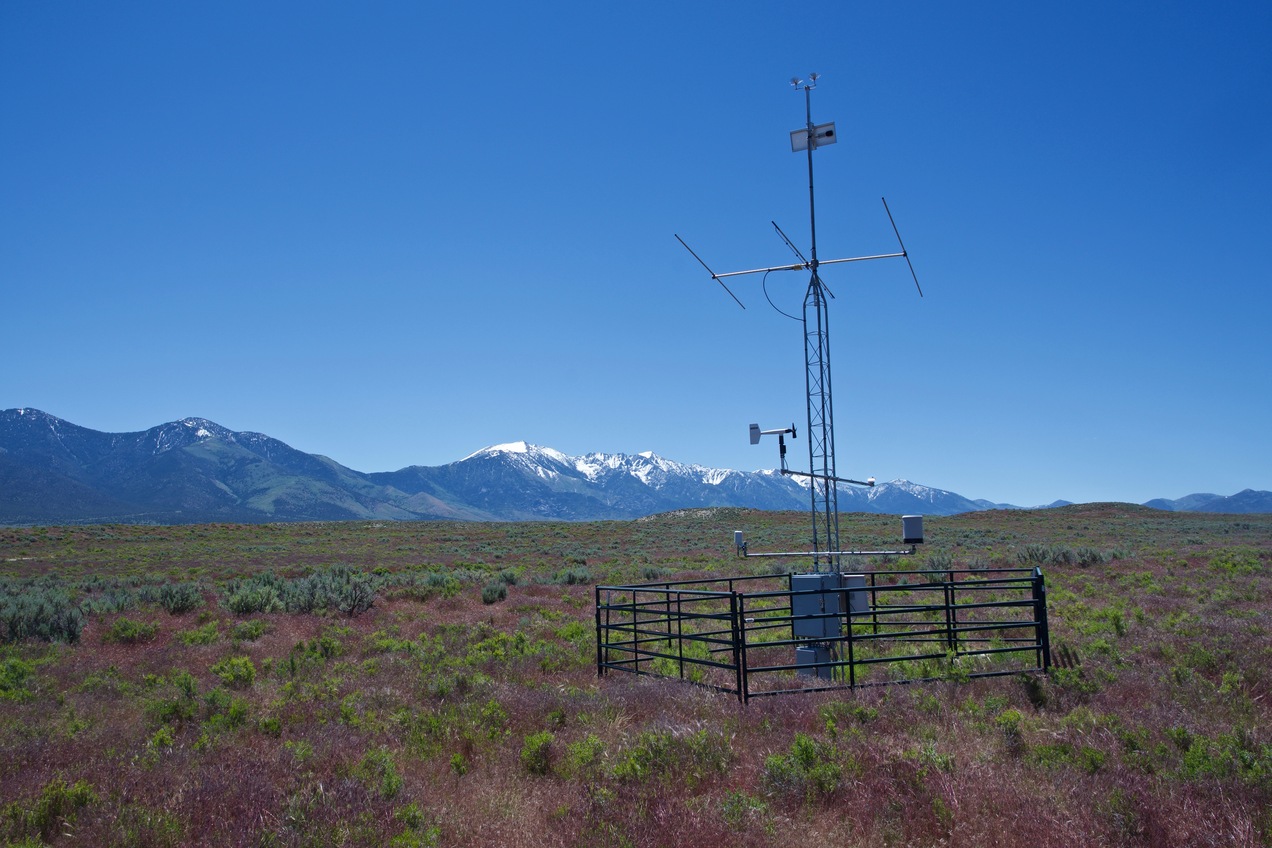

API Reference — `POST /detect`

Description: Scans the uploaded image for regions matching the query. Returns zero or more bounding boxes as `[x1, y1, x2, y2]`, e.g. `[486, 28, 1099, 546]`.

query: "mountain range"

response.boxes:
[1, 408, 1267, 525]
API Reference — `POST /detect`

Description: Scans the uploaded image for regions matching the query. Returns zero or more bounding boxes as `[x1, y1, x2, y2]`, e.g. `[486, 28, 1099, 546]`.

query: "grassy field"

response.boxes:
[1, 505, 1270, 847]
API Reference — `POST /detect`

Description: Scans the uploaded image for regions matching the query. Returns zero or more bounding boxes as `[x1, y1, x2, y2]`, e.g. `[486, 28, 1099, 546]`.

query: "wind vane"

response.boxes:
[676, 73, 923, 572]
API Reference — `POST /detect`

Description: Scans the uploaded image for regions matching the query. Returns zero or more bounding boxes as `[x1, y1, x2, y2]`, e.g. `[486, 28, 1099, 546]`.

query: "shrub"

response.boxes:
[720, 790, 771, 829]
[818, 701, 877, 737]
[520, 731, 555, 775]
[0, 657, 35, 701]
[996, 708, 1025, 754]
[210, 656, 256, 689]
[392, 803, 441, 848]
[177, 621, 220, 646]
[549, 567, 591, 586]
[105, 617, 159, 644]
[1, 777, 98, 842]
[222, 575, 284, 615]
[286, 565, 377, 616]
[145, 671, 200, 725]
[203, 690, 249, 731]
[424, 572, 464, 599]
[612, 728, 731, 786]
[564, 733, 605, 777]
[224, 566, 378, 616]
[158, 581, 204, 614]
[1209, 547, 1261, 575]
[1074, 547, 1108, 568]
[481, 581, 507, 605]
[1, 586, 85, 643]
[924, 551, 955, 573]
[353, 747, 401, 803]
[763, 733, 843, 799]
[232, 619, 269, 641]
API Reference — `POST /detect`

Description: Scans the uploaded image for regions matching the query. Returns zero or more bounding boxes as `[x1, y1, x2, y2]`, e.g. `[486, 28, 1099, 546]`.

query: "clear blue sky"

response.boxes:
[3, 2, 1269, 507]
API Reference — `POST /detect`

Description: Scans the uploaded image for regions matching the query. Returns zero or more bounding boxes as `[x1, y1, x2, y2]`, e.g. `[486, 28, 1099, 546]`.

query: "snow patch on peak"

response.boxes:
[176, 418, 229, 441]
[464, 441, 527, 460]
[463, 442, 572, 466]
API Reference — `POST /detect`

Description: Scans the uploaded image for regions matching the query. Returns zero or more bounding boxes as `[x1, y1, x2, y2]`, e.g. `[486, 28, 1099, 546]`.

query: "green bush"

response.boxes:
[391, 802, 441, 848]
[145, 670, 200, 725]
[1074, 547, 1108, 568]
[763, 733, 843, 799]
[1, 584, 85, 643]
[520, 731, 555, 775]
[158, 581, 204, 614]
[481, 581, 507, 604]
[424, 572, 464, 599]
[105, 617, 159, 644]
[232, 619, 269, 641]
[210, 655, 256, 689]
[222, 574, 284, 615]
[287, 565, 377, 616]
[612, 728, 731, 786]
[203, 690, 249, 731]
[222, 567, 378, 617]
[0, 657, 36, 701]
[177, 621, 220, 646]
[564, 733, 605, 777]
[1, 777, 98, 842]
[1209, 548, 1261, 575]
[996, 708, 1025, 754]
[548, 567, 591, 586]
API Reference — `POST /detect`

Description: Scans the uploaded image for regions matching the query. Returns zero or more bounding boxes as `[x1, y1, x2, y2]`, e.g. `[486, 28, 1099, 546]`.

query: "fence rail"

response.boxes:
[596, 567, 1049, 702]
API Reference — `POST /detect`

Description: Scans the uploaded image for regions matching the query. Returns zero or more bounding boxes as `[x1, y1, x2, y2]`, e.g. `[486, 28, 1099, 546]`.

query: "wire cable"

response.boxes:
[762, 270, 801, 321]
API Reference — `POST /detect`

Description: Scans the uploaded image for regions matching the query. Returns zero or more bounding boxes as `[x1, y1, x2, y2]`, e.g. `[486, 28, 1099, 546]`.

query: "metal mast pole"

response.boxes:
[677, 73, 924, 574]
[798, 78, 840, 572]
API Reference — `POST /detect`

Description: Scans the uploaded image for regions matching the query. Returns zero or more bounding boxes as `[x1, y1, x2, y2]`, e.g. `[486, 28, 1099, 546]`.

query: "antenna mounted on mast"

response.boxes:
[675, 73, 923, 572]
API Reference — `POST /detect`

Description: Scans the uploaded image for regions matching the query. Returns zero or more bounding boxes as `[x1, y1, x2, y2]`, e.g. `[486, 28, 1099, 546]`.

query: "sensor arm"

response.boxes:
[780, 469, 875, 488]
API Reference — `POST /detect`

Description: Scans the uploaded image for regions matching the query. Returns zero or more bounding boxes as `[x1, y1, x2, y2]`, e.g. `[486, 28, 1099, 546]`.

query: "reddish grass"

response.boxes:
[1, 507, 1269, 846]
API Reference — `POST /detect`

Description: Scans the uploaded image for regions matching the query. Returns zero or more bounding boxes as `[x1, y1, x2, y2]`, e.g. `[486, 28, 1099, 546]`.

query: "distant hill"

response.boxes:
[1142, 489, 1272, 514]
[1, 409, 1267, 524]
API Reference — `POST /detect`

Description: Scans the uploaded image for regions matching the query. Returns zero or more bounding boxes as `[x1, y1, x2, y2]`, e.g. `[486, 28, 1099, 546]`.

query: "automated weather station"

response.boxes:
[596, 75, 1051, 700]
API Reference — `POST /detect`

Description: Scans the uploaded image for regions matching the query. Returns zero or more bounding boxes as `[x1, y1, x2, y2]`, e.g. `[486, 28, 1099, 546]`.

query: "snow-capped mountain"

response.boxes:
[2, 410, 1268, 524]
[370, 442, 1010, 520]
[369, 441, 808, 521]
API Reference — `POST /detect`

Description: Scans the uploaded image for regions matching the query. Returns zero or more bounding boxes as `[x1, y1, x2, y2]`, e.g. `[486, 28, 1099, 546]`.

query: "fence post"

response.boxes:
[739, 593, 750, 704]
[1033, 568, 1051, 671]
[943, 574, 958, 657]
[676, 590, 685, 679]
[846, 588, 857, 689]
[595, 586, 604, 677]
[731, 591, 745, 703]
[869, 571, 880, 635]
[630, 591, 641, 675]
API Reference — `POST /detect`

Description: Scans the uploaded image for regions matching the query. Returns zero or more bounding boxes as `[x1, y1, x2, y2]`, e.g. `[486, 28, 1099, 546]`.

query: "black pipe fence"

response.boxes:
[595, 566, 1049, 702]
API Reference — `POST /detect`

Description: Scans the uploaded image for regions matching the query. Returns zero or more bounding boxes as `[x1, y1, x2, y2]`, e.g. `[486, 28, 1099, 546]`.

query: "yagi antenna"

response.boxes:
[772, 221, 834, 299]
[675, 73, 926, 571]
[673, 234, 746, 309]
[771, 221, 809, 267]
[883, 196, 923, 297]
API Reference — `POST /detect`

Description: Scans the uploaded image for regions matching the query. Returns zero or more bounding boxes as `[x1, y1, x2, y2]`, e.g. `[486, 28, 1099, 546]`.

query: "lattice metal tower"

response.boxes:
[677, 73, 921, 573]
[794, 77, 841, 570]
